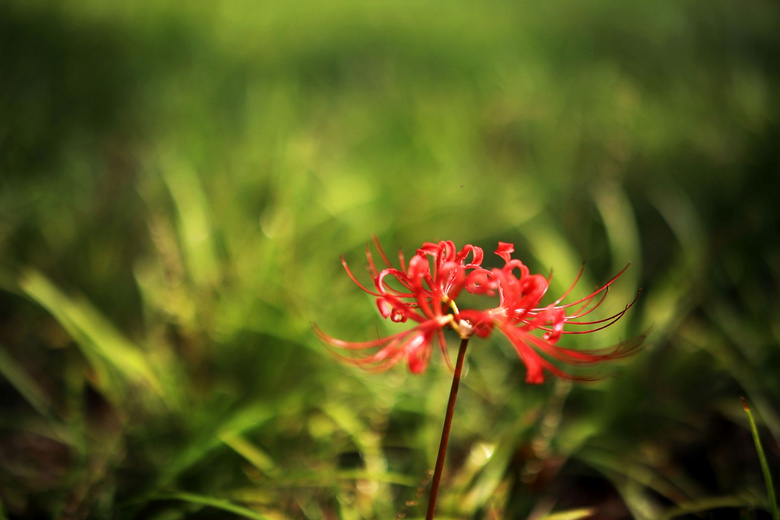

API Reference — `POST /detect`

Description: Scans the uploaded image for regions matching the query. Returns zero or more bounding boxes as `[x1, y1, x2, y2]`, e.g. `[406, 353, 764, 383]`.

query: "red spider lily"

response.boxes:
[315, 237, 483, 373]
[316, 238, 639, 381]
[460, 242, 639, 383]
[356, 236, 483, 324]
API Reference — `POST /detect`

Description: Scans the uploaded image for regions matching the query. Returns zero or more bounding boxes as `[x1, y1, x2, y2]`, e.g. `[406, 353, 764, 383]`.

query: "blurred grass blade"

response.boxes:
[459, 440, 514, 514]
[742, 397, 779, 520]
[578, 446, 710, 520]
[660, 495, 759, 520]
[539, 509, 596, 520]
[593, 182, 641, 301]
[521, 216, 595, 295]
[220, 433, 279, 478]
[0, 344, 53, 418]
[322, 401, 392, 514]
[153, 492, 275, 520]
[642, 183, 706, 331]
[160, 157, 219, 289]
[152, 404, 276, 494]
[18, 270, 163, 400]
[649, 183, 706, 273]
[460, 404, 543, 515]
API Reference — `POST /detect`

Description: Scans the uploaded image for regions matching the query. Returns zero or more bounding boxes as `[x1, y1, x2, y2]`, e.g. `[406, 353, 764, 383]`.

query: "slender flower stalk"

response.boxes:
[426, 337, 469, 520]
[316, 238, 640, 518]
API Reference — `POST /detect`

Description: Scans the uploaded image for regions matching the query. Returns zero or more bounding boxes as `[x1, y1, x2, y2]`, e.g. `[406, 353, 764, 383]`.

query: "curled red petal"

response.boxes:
[313, 320, 447, 374]
[495, 242, 514, 263]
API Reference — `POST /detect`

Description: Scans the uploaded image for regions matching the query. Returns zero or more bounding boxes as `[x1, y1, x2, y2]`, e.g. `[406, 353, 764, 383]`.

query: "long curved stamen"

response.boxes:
[547, 291, 641, 334]
[557, 286, 611, 318]
[552, 264, 631, 310]
[342, 257, 384, 296]
[522, 288, 610, 325]
[548, 264, 585, 306]
[371, 235, 391, 265]
[365, 243, 380, 279]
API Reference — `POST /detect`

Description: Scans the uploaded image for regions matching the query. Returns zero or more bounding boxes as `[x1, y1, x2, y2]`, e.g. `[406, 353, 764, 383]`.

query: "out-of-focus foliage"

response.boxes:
[1, 0, 778, 518]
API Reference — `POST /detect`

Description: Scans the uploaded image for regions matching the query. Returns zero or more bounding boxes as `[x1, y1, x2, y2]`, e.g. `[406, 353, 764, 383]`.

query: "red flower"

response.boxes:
[316, 238, 639, 382]
[460, 242, 639, 383]
[315, 237, 483, 373]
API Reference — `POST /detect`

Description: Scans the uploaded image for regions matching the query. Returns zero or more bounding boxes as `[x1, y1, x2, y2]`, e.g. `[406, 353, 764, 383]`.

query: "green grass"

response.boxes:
[1, 0, 779, 518]
[743, 398, 779, 520]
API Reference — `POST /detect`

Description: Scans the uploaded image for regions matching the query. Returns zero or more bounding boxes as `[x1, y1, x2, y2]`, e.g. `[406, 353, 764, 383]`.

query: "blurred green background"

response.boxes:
[1, 0, 779, 518]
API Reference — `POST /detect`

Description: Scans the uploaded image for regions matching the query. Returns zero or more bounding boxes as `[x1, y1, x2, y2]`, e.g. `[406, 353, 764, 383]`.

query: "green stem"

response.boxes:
[426, 337, 470, 520]
[742, 397, 779, 520]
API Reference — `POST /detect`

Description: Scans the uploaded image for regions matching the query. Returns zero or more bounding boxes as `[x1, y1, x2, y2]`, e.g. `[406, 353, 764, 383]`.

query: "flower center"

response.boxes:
[438, 298, 473, 339]
[453, 318, 474, 339]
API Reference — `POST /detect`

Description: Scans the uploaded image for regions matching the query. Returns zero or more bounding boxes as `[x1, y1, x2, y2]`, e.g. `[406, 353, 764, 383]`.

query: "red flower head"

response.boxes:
[460, 242, 639, 383]
[316, 238, 639, 382]
[316, 237, 483, 374]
